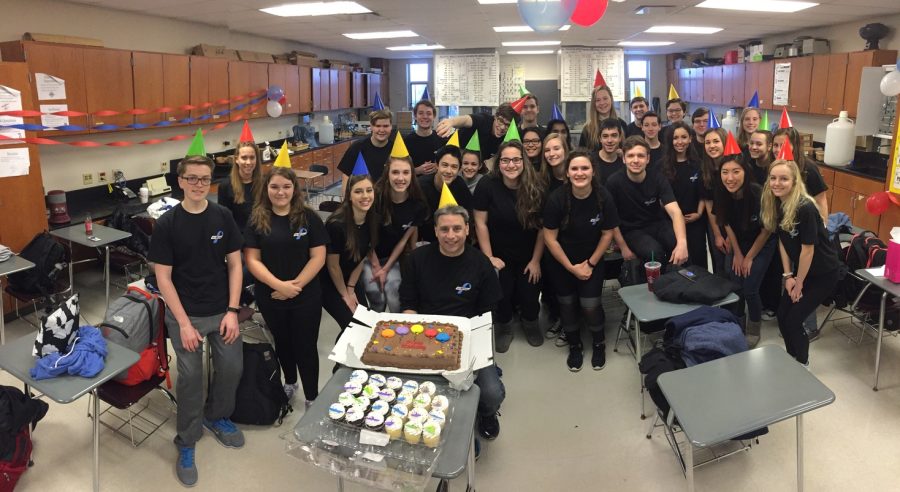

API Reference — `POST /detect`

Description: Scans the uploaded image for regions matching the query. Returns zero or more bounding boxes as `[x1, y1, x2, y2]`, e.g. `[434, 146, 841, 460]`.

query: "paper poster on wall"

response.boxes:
[40, 104, 69, 129]
[434, 53, 500, 107]
[0, 147, 30, 178]
[0, 85, 25, 142]
[559, 48, 625, 102]
[773, 63, 791, 107]
[500, 63, 525, 103]
[36, 73, 66, 100]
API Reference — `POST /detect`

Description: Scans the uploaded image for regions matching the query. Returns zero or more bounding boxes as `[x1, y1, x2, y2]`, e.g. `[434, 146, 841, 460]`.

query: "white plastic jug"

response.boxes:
[319, 115, 335, 144]
[824, 111, 855, 167]
[722, 109, 739, 136]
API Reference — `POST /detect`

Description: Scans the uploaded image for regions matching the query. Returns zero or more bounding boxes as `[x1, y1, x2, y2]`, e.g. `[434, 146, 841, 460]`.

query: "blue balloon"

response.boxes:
[518, 0, 577, 34]
[267, 85, 284, 101]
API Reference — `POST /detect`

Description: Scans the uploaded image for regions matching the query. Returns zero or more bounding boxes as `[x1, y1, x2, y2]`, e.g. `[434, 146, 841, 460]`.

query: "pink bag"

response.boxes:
[886, 240, 900, 284]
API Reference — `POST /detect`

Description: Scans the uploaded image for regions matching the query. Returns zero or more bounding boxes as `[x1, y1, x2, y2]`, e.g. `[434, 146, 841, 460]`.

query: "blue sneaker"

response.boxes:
[175, 445, 197, 487]
[203, 418, 245, 449]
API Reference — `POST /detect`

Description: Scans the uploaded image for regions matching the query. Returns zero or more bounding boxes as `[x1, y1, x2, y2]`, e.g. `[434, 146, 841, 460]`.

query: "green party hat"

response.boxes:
[502, 122, 520, 143]
[186, 129, 206, 157]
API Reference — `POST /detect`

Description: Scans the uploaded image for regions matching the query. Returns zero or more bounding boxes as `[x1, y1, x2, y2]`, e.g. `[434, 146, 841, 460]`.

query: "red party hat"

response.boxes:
[777, 137, 795, 161]
[239, 120, 254, 142]
[594, 69, 607, 88]
[510, 95, 529, 114]
[724, 131, 741, 156]
[779, 107, 793, 129]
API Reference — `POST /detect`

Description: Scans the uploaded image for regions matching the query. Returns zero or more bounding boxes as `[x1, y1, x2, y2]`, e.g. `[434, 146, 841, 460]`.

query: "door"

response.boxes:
[704, 66, 721, 105]
[758, 61, 775, 110]
[787, 57, 812, 113]
[728, 64, 744, 105]
[823, 53, 848, 115]
[807, 55, 829, 114]
[189, 56, 209, 121]
[83, 47, 134, 131]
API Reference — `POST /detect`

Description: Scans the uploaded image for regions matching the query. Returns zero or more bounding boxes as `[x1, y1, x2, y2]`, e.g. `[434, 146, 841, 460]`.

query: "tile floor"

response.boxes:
[3, 269, 900, 492]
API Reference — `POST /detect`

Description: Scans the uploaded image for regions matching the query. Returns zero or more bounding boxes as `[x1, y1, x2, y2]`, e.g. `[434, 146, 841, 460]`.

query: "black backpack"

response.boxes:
[8, 232, 68, 297]
[107, 205, 151, 260]
[839, 231, 888, 310]
[230, 342, 292, 426]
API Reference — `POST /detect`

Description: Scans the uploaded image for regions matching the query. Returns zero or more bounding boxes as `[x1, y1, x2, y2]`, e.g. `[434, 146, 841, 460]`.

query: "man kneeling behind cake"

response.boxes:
[399, 205, 506, 453]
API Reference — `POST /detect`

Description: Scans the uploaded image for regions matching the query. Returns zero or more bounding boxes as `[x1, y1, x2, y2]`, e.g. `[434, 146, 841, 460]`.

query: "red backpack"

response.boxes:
[114, 287, 171, 388]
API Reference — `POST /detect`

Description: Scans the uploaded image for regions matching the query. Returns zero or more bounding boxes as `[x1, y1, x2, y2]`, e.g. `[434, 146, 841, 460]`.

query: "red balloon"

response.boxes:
[571, 0, 608, 27]
[866, 191, 891, 216]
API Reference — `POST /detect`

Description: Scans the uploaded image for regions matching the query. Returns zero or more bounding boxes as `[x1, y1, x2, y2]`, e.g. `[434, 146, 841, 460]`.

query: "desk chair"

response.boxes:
[5, 263, 69, 328]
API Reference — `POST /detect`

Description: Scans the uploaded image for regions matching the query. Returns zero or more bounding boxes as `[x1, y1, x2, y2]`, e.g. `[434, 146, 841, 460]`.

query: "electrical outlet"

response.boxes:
[160, 161, 169, 173]
[98, 171, 108, 183]
[82, 173, 93, 185]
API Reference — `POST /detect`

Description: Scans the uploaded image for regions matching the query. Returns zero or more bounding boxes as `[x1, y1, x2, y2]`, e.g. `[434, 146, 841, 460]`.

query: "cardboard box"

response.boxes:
[23, 32, 103, 47]
[273, 54, 290, 65]
[289, 50, 319, 67]
[237, 50, 275, 63]
[396, 111, 413, 131]
[191, 44, 239, 60]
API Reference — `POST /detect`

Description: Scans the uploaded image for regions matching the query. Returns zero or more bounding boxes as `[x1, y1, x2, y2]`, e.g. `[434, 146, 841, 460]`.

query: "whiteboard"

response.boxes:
[559, 48, 625, 102]
[434, 53, 500, 107]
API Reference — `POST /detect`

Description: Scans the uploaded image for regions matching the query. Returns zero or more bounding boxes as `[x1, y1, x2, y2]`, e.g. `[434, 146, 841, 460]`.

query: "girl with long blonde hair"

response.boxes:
[578, 85, 627, 151]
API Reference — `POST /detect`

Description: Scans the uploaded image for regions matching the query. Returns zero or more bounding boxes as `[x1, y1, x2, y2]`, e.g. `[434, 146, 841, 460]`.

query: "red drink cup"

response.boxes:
[645, 261, 662, 291]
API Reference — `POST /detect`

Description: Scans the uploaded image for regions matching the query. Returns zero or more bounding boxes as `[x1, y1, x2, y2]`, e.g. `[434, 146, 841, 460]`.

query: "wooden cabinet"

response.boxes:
[723, 64, 744, 106]
[82, 47, 134, 131]
[338, 70, 351, 109]
[703, 66, 722, 105]
[691, 67, 704, 103]
[368, 73, 383, 107]
[352, 72, 367, 108]
[298, 66, 312, 113]
[163, 54, 190, 124]
[844, 49, 897, 118]
[267, 63, 298, 115]
[786, 57, 813, 113]
[807, 53, 849, 116]
[228, 61, 250, 118]
[829, 169, 885, 233]
[207, 58, 229, 122]
[133, 52, 190, 126]
[818, 165, 836, 211]
[757, 61, 775, 110]
[248, 62, 267, 119]
[328, 69, 340, 110]
[312, 67, 332, 111]
[744, 63, 760, 110]
[189, 56, 209, 121]
[311, 67, 323, 111]
[807, 55, 829, 115]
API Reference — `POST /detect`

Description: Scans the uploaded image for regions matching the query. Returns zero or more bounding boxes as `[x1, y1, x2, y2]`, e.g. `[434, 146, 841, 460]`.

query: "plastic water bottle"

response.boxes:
[139, 186, 149, 204]
[722, 109, 739, 136]
[84, 213, 93, 235]
[824, 111, 856, 167]
[319, 115, 335, 144]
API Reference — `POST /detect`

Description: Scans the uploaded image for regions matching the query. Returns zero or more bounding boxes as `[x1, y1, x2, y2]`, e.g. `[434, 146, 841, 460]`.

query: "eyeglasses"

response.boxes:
[499, 157, 523, 165]
[181, 175, 212, 185]
[523, 139, 542, 145]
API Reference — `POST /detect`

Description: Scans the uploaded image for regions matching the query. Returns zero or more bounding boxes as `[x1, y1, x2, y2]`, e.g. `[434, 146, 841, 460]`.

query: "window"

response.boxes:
[626, 58, 649, 121]
[408, 62, 429, 109]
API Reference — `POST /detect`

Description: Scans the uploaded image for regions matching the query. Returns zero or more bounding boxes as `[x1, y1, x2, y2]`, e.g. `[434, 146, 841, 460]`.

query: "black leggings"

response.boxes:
[540, 255, 561, 320]
[319, 271, 367, 340]
[685, 218, 709, 271]
[495, 258, 541, 324]
[622, 221, 676, 272]
[546, 258, 606, 344]
[776, 272, 839, 365]
[258, 294, 323, 401]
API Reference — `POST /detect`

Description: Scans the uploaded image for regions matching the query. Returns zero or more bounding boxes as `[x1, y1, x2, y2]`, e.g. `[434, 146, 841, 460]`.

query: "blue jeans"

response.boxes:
[475, 364, 505, 417]
[725, 236, 777, 323]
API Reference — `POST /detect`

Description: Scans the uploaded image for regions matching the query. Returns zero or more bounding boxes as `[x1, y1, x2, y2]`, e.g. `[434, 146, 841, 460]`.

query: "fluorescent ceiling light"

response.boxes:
[501, 40, 562, 47]
[261, 2, 371, 17]
[386, 44, 445, 51]
[507, 50, 555, 55]
[494, 25, 570, 32]
[343, 30, 418, 40]
[645, 26, 722, 34]
[695, 0, 818, 13]
[618, 41, 675, 46]
[477, 0, 517, 4]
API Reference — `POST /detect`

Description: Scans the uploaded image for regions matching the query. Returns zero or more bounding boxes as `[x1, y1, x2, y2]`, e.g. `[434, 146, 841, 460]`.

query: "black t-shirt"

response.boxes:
[417, 174, 473, 243]
[546, 175, 565, 196]
[750, 158, 769, 186]
[578, 117, 628, 151]
[243, 211, 329, 307]
[672, 159, 703, 216]
[148, 202, 243, 317]
[458, 113, 502, 162]
[399, 243, 501, 317]
[606, 170, 676, 232]
[375, 197, 428, 258]
[690, 139, 705, 163]
[776, 200, 840, 276]
[802, 160, 828, 198]
[590, 153, 625, 186]
[337, 136, 393, 182]
[723, 183, 764, 254]
[217, 180, 255, 232]
[625, 121, 643, 138]
[325, 218, 373, 281]
[649, 144, 665, 171]
[472, 175, 539, 264]
[405, 131, 447, 168]
[543, 186, 620, 264]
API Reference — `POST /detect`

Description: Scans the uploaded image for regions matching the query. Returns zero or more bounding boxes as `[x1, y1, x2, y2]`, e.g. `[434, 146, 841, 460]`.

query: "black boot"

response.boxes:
[494, 321, 514, 353]
[522, 318, 543, 347]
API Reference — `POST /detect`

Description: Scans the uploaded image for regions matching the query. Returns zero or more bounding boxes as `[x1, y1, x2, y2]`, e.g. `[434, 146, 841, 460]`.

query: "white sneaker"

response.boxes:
[284, 383, 299, 400]
[761, 310, 776, 321]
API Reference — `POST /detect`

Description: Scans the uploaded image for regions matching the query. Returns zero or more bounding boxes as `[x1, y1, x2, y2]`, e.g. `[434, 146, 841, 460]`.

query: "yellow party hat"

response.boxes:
[634, 85, 643, 98]
[668, 84, 679, 100]
[437, 182, 458, 208]
[447, 130, 460, 148]
[390, 132, 410, 158]
[273, 141, 291, 168]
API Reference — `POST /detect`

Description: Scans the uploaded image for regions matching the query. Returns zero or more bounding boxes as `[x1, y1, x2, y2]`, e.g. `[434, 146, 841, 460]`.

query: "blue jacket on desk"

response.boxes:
[30, 326, 107, 380]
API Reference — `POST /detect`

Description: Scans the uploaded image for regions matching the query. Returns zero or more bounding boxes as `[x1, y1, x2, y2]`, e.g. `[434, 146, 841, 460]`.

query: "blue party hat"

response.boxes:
[372, 92, 385, 111]
[708, 110, 721, 129]
[420, 87, 431, 101]
[747, 90, 759, 108]
[551, 103, 564, 122]
[351, 152, 369, 176]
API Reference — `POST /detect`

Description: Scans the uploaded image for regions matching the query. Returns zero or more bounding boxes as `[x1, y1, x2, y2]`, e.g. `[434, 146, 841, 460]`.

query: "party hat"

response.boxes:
[420, 87, 430, 101]
[372, 92, 385, 111]
[747, 90, 759, 108]
[438, 182, 458, 208]
[777, 137, 794, 161]
[668, 84, 679, 100]
[593, 69, 607, 88]
[351, 152, 369, 176]
[779, 107, 793, 129]
[390, 132, 410, 158]
[724, 131, 741, 156]
[634, 85, 643, 98]
[760, 110, 769, 131]
[510, 95, 529, 114]
[550, 103, 564, 122]
[447, 130, 460, 148]
[186, 129, 206, 157]
[503, 122, 521, 143]
[465, 132, 481, 152]
[708, 111, 721, 130]
[273, 141, 291, 168]
[239, 120, 254, 142]
[519, 84, 530, 97]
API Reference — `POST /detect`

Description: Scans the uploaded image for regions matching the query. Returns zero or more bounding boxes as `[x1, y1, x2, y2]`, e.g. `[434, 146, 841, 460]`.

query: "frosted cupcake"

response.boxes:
[328, 403, 345, 422]
[353, 396, 371, 411]
[365, 412, 385, 432]
[390, 404, 409, 420]
[368, 373, 387, 388]
[427, 409, 446, 426]
[349, 369, 369, 384]
[370, 400, 390, 416]
[431, 395, 449, 412]
[418, 381, 437, 396]
[408, 406, 428, 423]
[385, 415, 403, 440]
[422, 422, 442, 448]
[377, 388, 396, 404]
[338, 391, 356, 407]
[342, 381, 362, 395]
[403, 420, 422, 444]
[402, 380, 419, 394]
[395, 392, 415, 407]
[413, 393, 431, 410]
[362, 384, 379, 399]
[345, 406, 365, 427]
[386, 376, 404, 391]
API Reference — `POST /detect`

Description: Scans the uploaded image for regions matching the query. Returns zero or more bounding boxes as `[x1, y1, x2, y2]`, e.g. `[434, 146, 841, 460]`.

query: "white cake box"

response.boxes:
[329, 307, 494, 384]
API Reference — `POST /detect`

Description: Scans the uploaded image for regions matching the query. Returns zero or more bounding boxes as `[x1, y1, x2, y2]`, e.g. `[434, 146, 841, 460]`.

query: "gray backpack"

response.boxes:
[100, 286, 160, 357]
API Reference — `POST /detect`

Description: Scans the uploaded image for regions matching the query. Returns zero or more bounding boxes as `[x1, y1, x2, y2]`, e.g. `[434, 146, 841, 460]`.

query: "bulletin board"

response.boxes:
[434, 52, 500, 107]
[559, 47, 625, 102]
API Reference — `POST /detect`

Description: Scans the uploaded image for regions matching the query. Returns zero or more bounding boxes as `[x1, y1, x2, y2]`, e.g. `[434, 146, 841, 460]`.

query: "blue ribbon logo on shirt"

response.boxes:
[294, 227, 308, 240]
[401, 221, 413, 231]
[455, 282, 472, 295]
[789, 228, 799, 238]
[643, 198, 657, 206]
[590, 214, 601, 226]
[210, 230, 224, 244]
[690, 172, 699, 182]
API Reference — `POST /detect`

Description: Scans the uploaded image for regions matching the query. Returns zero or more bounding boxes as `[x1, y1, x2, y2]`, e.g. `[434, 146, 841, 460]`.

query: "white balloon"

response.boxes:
[266, 100, 283, 118]
[880, 70, 900, 97]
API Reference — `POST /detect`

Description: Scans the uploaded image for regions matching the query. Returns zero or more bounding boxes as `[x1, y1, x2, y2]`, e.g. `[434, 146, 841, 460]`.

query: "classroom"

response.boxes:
[1, 0, 900, 491]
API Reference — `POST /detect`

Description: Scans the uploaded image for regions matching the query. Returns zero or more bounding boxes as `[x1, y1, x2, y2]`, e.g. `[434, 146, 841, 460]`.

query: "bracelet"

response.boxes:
[587, 259, 596, 268]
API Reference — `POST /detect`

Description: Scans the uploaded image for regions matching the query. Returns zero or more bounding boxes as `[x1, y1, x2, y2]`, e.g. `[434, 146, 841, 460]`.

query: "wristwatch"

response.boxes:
[226, 306, 241, 314]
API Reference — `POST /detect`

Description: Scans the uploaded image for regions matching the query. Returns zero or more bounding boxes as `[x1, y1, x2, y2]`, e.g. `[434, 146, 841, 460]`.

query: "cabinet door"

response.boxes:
[20, 43, 89, 134]
[320, 69, 332, 110]
[163, 54, 191, 125]
[298, 66, 312, 113]
[132, 52, 164, 127]
[229, 61, 250, 119]
[312, 68, 323, 111]
[208, 58, 229, 122]
[691, 68, 704, 103]
[352, 72, 366, 108]
[787, 57, 812, 113]
[729, 64, 745, 105]
[284, 65, 300, 115]
[83, 47, 134, 131]
[758, 61, 775, 110]
[338, 70, 351, 109]
[830, 186, 855, 218]
[807, 55, 829, 115]
[189, 56, 209, 121]
[329, 69, 339, 110]
[368, 74, 382, 106]
[844, 50, 897, 118]
[823, 53, 848, 115]
[704, 66, 722, 104]
[248, 63, 268, 119]
[744, 63, 759, 109]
